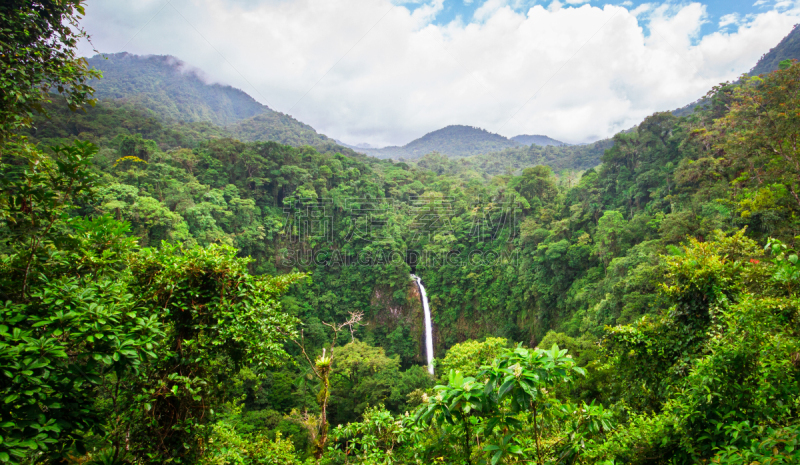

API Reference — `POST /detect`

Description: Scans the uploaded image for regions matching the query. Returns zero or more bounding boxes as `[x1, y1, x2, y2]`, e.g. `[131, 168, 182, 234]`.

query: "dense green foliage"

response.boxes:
[25, 95, 366, 162]
[226, 113, 337, 148]
[0, 0, 98, 142]
[4, 4, 800, 464]
[0, 140, 303, 463]
[11, 59, 800, 464]
[415, 138, 613, 179]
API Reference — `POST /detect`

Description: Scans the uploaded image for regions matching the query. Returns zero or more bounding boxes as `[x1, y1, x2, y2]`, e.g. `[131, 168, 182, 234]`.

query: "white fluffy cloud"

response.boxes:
[78, 0, 800, 145]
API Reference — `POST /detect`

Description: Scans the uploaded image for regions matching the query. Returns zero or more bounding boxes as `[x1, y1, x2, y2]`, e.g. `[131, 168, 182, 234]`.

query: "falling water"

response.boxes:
[411, 274, 434, 375]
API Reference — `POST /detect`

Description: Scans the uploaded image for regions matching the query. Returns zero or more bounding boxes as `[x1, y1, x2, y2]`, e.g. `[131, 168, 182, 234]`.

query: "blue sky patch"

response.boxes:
[401, 0, 791, 39]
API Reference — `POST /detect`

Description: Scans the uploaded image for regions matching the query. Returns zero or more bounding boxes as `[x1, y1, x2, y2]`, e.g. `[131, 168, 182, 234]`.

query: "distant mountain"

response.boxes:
[415, 138, 613, 178]
[404, 125, 518, 157]
[511, 134, 565, 147]
[86, 52, 335, 148]
[83, 53, 594, 169]
[361, 125, 521, 159]
[87, 53, 267, 126]
[335, 140, 381, 150]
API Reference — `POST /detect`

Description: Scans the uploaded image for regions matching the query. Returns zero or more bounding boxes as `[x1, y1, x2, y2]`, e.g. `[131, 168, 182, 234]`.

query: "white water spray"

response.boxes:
[411, 274, 434, 375]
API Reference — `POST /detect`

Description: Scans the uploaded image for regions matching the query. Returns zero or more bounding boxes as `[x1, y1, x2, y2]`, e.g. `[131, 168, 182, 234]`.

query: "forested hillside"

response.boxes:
[27, 94, 364, 160]
[86, 53, 603, 170]
[87, 53, 268, 125]
[750, 23, 800, 75]
[674, 22, 800, 117]
[86, 53, 337, 148]
[359, 124, 599, 168]
[431, 137, 612, 175]
[362, 125, 521, 159]
[3, 2, 800, 465]
[511, 134, 566, 146]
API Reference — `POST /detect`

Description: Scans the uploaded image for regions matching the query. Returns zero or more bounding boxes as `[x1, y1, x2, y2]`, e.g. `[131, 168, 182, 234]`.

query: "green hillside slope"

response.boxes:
[674, 24, 800, 117]
[414, 138, 613, 179]
[750, 23, 800, 75]
[402, 125, 520, 158]
[225, 112, 333, 147]
[364, 125, 520, 159]
[86, 52, 335, 148]
[87, 53, 267, 125]
[511, 134, 566, 146]
[363, 126, 594, 170]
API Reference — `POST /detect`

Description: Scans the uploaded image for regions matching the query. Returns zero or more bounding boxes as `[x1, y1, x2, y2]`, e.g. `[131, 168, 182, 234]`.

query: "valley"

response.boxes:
[3, 3, 800, 464]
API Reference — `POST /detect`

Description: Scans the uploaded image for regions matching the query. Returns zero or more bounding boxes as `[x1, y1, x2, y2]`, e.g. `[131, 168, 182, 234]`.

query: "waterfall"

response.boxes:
[411, 274, 434, 375]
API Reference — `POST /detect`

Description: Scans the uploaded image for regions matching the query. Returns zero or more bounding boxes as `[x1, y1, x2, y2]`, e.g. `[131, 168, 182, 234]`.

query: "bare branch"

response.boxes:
[284, 329, 322, 380]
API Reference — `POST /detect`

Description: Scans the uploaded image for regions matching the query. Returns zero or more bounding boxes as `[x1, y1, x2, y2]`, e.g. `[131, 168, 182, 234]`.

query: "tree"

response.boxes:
[0, 0, 99, 143]
[124, 244, 304, 461]
[595, 232, 800, 464]
[437, 337, 507, 379]
[288, 311, 365, 458]
[0, 142, 161, 462]
[511, 165, 558, 206]
[0, 140, 100, 297]
[714, 62, 800, 209]
[480, 344, 586, 465]
[595, 210, 627, 267]
[417, 344, 586, 465]
[202, 421, 302, 465]
[334, 340, 399, 394]
[0, 137, 306, 462]
[328, 341, 417, 424]
[331, 405, 427, 464]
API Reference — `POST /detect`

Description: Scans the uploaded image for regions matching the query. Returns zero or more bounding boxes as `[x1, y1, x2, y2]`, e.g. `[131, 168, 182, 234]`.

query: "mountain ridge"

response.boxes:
[87, 53, 582, 163]
[673, 24, 800, 117]
[353, 125, 568, 160]
[87, 53, 268, 126]
[353, 125, 520, 159]
[511, 134, 565, 147]
[86, 52, 337, 148]
[750, 23, 800, 76]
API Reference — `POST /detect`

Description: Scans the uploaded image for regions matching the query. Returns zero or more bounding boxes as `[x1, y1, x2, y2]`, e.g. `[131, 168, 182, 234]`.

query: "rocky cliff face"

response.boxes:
[367, 282, 429, 365]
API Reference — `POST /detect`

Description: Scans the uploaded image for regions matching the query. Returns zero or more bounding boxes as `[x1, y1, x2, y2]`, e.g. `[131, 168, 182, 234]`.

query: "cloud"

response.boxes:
[776, 1, 798, 10]
[474, 0, 510, 21]
[630, 3, 652, 17]
[78, 0, 800, 146]
[719, 13, 740, 27]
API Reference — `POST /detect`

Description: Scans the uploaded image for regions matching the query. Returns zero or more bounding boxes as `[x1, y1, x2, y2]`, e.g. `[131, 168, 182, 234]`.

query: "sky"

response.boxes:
[77, 0, 800, 146]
